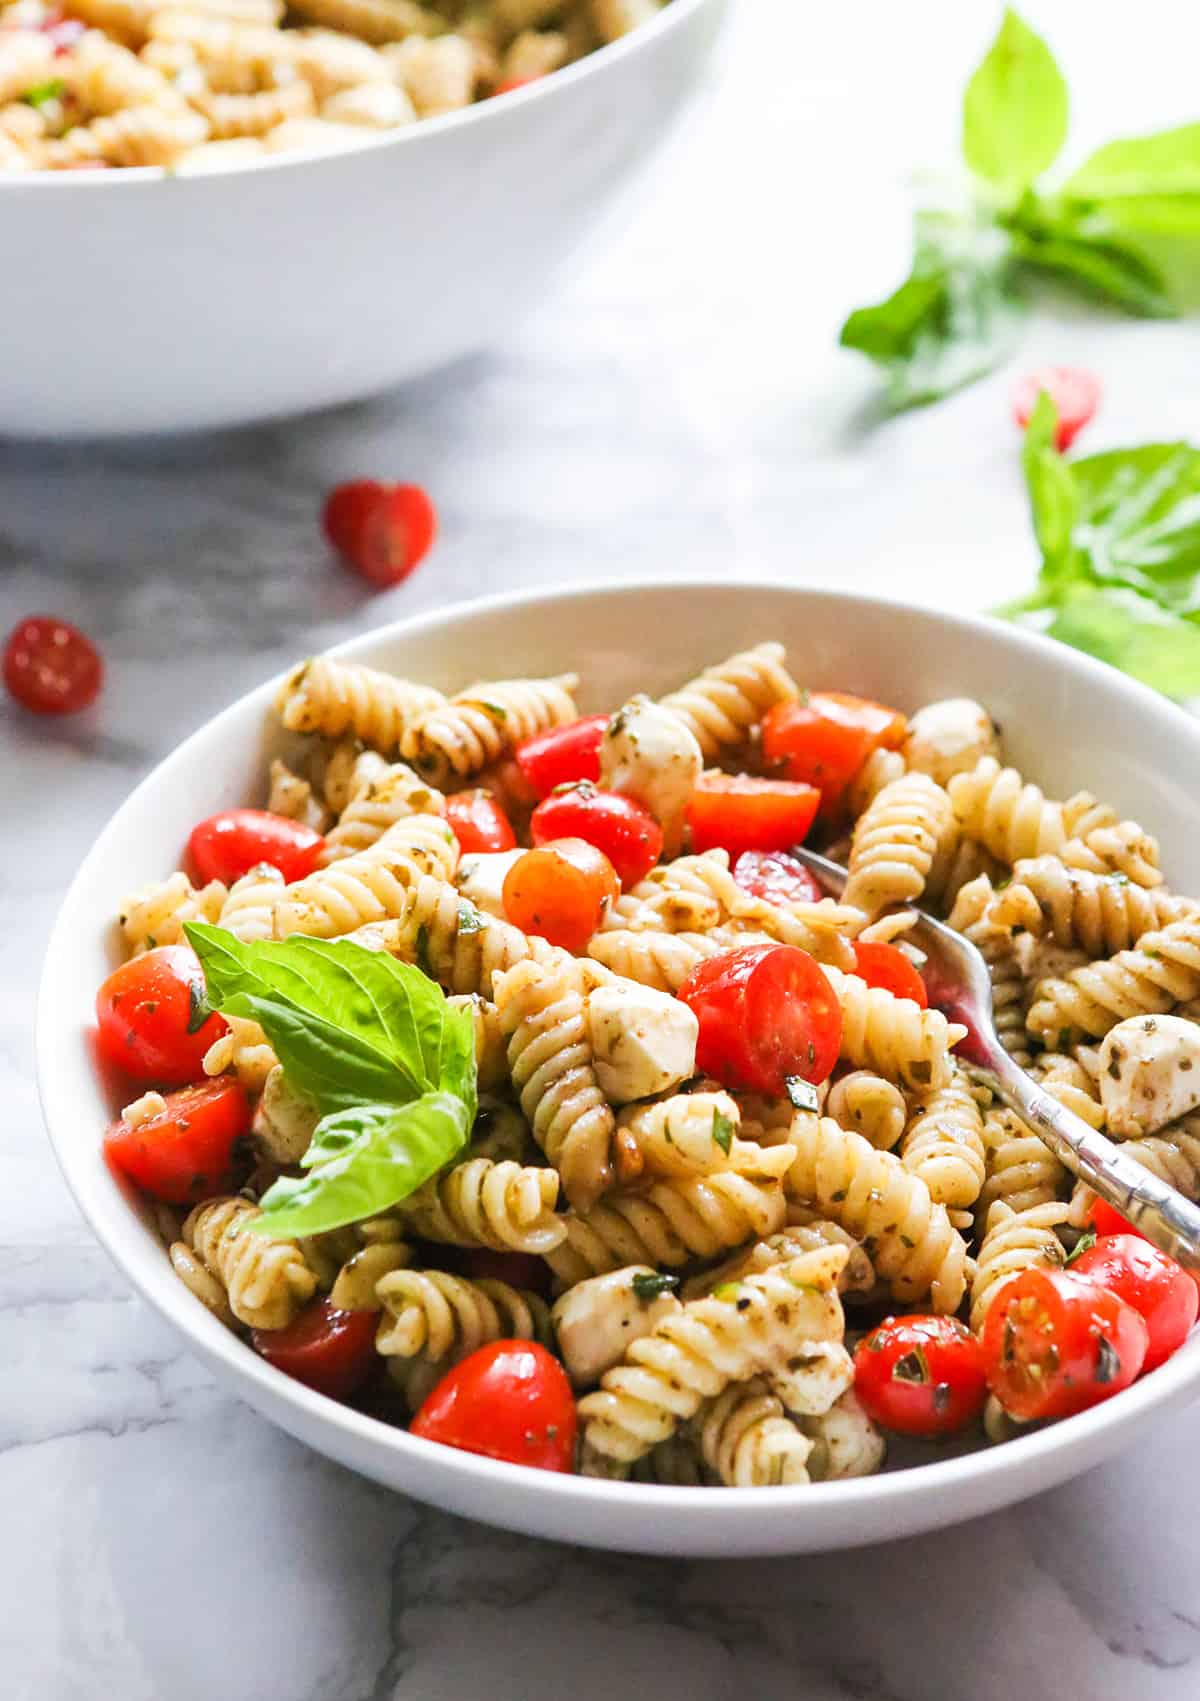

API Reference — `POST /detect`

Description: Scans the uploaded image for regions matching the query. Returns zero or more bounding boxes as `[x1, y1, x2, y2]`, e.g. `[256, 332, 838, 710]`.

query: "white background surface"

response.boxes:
[3, 1, 1200, 1694]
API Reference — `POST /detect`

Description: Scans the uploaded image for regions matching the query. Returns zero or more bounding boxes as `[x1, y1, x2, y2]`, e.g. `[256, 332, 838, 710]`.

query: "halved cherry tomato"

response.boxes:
[1069, 1234, 1197, 1374]
[3, 615, 103, 716]
[446, 789, 517, 854]
[854, 1315, 987, 1437]
[1086, 1198, 1150, 1244]
[410, 1340, 576, 1472]
[492, 74, 539, 95]
[761, 692, 907, 816]
[686, 773, 820, 857]
[188, 807, 326, 886]
[253, 1298, 379, 1400]
[982, 1267, 1148, 1422]
[103, 1077, 249, 1204]
[323, 480, 437, 588]
[515, 714, 609, 798]
[531, 783, 662, 887]
[679, 942, 842, 1095]
[95, 945, 227, 1085]
[852, 940, 928, 1008]
[1013, 366, 1101, 452]
[733, 848, 823, 907]
[502, 838, 619, 954]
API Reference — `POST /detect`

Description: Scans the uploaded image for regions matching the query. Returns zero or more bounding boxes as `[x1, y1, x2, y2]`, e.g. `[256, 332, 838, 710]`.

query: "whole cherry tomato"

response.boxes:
[686, 773, 820, 856]
[410, 1340, 577, 1472]
[679, 941, 842, 1095]
[446, 789, 518, 854]
[1087, 1198, 1150, 1244]
[253, 1298, 380, 1400]
[854, 1315, 988, 1437]
[1069, 1234, 1197, 1374]
[4, 615, 103, 716]
[1013, 366, 1101, 451]
[103, 1078, 250, 1204]
[982, 1267, 1148, 1422]
[852, 940, 928, 1008]
[732, 849, 823, 907]
[531, 783, 662, 887]
[502, 838, 619, 953]
[188, 808, 326, 886]
[95, 945, 227, 1085]
[514, 714, 609, 798]
[761, 692, 907, 816]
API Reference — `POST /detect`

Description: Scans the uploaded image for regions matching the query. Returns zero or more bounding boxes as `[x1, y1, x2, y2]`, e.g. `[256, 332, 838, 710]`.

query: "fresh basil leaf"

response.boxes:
[1028, 587, 1200, 698]
[961, 9, 1068, 196]
[1065, 123, 1200, 201]
[631, 1272, 680, 1302]
[1006, 197, 1175, 318]
[1068, 443, 1200, 602]
[185, 923, 475, 1110]
[712, 1108, 734, 1156]
[1021, 391, 1083, 586]
[840, 213, 1024, 409]
[254, 1092, 471, 1236]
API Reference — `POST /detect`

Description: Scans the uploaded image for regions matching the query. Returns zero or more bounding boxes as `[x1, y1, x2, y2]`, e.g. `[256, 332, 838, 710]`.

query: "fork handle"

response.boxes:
[985, 1045, 1200, 1273]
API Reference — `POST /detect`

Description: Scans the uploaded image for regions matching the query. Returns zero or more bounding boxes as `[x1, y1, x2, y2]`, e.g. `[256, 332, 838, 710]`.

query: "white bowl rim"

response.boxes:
[0, 0, 712, 194]
[36, 575, 1200, 1536]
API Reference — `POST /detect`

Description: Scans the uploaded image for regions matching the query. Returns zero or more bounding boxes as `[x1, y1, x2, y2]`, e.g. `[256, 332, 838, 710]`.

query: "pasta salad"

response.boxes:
[95, 642, 1199, 1485]
[0, 0, 664, 173]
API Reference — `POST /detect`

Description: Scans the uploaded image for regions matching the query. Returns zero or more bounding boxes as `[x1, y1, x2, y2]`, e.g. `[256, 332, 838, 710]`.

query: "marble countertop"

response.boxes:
[4, 2, 1200, 1694]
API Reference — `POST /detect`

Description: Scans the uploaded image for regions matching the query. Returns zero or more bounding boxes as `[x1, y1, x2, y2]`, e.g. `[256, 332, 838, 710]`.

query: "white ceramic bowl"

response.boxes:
[38, 581, 1200, 1556]
[1, 0, 724, 440]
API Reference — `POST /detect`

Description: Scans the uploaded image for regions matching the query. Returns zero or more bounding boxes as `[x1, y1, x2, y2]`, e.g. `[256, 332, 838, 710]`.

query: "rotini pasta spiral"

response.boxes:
[400, 674, 579, 788]
[693, 1378, 815, 1487]
[180, 1197, 317, 1329]
[946, 874, 1030, 1068]
[317, 752, 444, 864]
[969, 1200, 1069, 1332]
[202, 1013, 277, 1093]
[447, 993, 508, 1092]
[577, 1246, 847, 1465]
[328, 1239, 412, 1311]
[991, 857, 1193, 957]
[614, 1090, 790, 1181]
[801, 1389, 886, 1481]
[899, 1071, 986, 1210]
[1031, 1051, 1105, 1132]
[375, 1269, 550, 1409]
[843, 773, 957, 916]
[360, 875, 562, 998]
[845, 745, 907, 819]
[217, 862, 286, 943]
[544, 1170, 789, 1287]
[977, 1106, 1065, 1219]
[267, 757, 330, 832]
[1062, 818, 1162, 888]
[820, 965, 964, 1091]
[948, 756, 1066, 864]
[658, 642, 797, 761]
[783, 1116, 970, 1313]
[825, 1070, 907, 1150]
[587, 925, 758, 994]
[627, 1435, 710, 1486]
[118, 870, 227, 954]
[683, 1223, 876, 1300]
[392, 1157, 565, 1255]
[494, 956, 616, 1213]
[275, 657, 445, 753]
[1075, 1114, 1200, 1209]
[272, 815, 458, 938]
[1026, 915, 1200, 1046]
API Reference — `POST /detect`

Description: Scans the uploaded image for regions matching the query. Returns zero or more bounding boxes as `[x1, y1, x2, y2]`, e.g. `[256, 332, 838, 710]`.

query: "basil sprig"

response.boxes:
[996, 391, 1200, 698]
[841, 8, 1195, 408]
[186, 923, 476, 1236]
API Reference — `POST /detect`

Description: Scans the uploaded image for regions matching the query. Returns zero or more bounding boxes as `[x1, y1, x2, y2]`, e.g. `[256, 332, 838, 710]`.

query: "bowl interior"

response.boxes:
[38, 580, 1200, 1555]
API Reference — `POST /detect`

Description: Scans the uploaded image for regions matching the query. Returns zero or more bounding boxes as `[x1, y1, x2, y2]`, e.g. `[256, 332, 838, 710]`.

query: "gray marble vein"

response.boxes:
[4, 2, 1200, 1695]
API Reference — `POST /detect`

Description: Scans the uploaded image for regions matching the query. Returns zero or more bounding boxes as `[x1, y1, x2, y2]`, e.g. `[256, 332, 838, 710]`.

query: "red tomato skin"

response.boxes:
[95, 946, 227, 1085]
[492, 74, 538, 94]
[410, 1341, 577, 1472]
[253, 1299, 379, 1400]
[852, 941, 929, 1009]
[322, 479, 385, 558]
[982, 1267, 1149, 1422]
[1087, 1198, 1150, 1243]
[103, 1078, 250, 1205]
[515, 715, 609, 798]
[1013, 367, 1102, 451]
[531, 784, 663, 888]
[686, 773, 821, 857]
[3, 616, 103, 716]
[446, 790, 518, 854]
[1069, 1235, 1198, 1374]
[323, 481, 437, 587]
[733, 849, 823, 907]
[434, 1245, 553, 1297]
[502, 838, 619, 954]
[761, 693, 906, 816]
[188, 808, 326, 886]
[854, 1315, 988, 1437]
[679, 942, 842, 1095]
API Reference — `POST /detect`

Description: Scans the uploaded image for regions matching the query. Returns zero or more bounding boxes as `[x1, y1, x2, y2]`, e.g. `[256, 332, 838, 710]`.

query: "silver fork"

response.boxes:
[792, 845, 1200, 1273]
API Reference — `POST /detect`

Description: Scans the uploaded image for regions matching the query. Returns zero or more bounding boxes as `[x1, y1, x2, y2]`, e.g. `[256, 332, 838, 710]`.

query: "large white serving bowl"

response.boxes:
[38, 581, 1200, 1555]
[1, 0, 724, 440]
